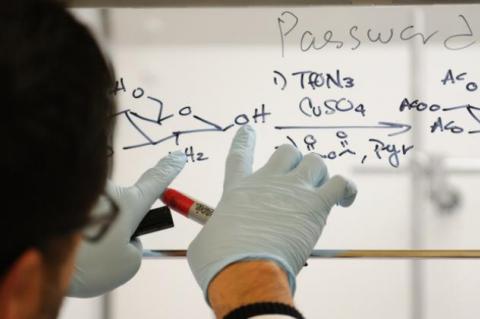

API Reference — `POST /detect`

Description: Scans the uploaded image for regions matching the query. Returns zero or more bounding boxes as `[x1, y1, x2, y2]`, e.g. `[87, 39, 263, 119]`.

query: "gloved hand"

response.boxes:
[187, 125, 357, 299]
[69, 151, 186, 298]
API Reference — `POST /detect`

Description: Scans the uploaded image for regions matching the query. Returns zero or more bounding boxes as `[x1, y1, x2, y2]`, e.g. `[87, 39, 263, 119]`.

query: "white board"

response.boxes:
[108, 5, 480, 249]
[74, 5, 480, 318]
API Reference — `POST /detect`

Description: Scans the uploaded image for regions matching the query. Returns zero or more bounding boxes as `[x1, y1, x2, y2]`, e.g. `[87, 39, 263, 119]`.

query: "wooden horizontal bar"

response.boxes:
[67, 0, 480, 8]
[144, 249, 480, 259]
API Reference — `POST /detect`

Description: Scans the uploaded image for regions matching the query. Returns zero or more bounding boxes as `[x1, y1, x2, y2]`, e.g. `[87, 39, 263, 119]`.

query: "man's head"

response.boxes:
[0, 1, 114, 318]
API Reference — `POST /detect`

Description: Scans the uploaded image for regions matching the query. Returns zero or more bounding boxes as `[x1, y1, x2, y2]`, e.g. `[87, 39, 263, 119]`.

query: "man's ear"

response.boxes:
[0, 249, 43, 319]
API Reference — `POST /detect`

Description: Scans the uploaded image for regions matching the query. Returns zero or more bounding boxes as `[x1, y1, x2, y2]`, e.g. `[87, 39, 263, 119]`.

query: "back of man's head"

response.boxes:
[1, 0, 114, 286]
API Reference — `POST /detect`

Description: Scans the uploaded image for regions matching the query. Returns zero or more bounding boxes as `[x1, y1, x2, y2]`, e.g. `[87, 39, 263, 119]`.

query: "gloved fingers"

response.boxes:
[258, 144, 302, 176]
[133, 150, 186, 201]
[105, 242, 143, 290]
[109, 241, 143, 289]
[317, 175, 358, 210]
[68, 265, 91, 298]
[68, 240, 143, 298]
[128, 151, 186, 229]
[130, 237, 143, 251]
[223, 125, 256, 189]
[104, 180, 125, 199]
[105, 180, 117, 192]
[288, 153, 329, 187]
[89, 189, 113, 218]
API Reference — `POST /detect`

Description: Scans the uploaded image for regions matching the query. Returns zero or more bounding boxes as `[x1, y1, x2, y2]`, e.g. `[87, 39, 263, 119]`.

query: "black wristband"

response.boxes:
[224, 302, 305, 319]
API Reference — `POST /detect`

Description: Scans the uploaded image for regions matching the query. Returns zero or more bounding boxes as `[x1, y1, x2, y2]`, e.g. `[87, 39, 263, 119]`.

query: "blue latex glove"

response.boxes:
[69, 151, 186, 297]
[187, 125, 357, 299]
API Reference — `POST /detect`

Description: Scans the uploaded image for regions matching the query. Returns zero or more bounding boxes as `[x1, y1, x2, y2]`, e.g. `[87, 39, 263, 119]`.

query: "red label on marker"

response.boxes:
[161, 188, 213, 224]
[162, 188, 194, 217]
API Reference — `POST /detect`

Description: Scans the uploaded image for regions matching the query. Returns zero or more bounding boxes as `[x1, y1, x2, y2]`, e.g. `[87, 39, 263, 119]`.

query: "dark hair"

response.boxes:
[1, 0, 115, 277]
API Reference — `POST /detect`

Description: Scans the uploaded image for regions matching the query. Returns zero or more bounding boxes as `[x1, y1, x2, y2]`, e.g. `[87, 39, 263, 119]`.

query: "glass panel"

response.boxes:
[69, 5, 480, 319]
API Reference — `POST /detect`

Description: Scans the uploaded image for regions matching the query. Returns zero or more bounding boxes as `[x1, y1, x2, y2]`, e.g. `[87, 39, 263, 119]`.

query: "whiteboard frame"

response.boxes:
[68, 0, 480, 8]
[146, 250, 480, 259]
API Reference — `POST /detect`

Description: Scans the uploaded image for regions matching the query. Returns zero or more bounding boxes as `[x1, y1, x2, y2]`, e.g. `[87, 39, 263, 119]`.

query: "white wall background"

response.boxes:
[62, 5, 480, 319]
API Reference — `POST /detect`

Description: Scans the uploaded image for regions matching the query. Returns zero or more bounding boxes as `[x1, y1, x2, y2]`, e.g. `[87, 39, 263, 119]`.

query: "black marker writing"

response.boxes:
[278, 11, 477, 57]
